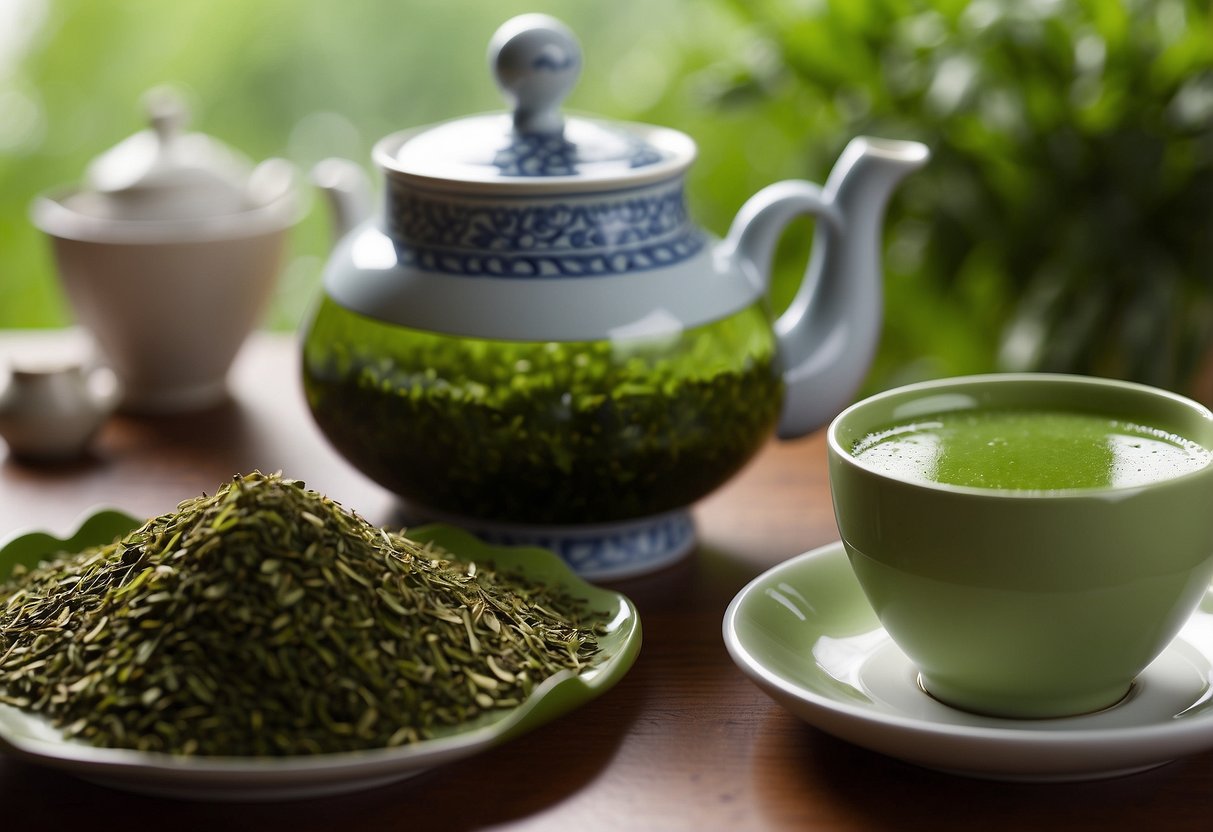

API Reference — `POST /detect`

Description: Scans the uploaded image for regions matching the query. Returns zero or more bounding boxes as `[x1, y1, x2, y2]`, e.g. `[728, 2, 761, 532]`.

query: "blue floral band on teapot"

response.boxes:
[491, 131, 666, 177]
[387, 178, 706, 278]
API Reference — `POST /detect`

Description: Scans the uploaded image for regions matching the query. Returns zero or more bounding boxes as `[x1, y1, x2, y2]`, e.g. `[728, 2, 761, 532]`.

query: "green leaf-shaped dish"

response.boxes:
[0, 512, 641, 801]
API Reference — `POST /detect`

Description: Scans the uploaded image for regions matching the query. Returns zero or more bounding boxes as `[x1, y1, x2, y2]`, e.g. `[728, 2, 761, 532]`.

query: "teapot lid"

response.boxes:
[66, 87, 255, 221]
[377, 14, 695, 190]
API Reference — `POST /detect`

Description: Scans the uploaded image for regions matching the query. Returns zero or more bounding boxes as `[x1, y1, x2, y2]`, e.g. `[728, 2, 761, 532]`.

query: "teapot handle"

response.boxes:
[723, 181, 847, 439]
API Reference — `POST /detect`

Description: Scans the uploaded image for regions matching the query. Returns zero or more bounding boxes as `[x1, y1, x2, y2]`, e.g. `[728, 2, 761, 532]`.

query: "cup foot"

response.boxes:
[917, 673, 1136, 720]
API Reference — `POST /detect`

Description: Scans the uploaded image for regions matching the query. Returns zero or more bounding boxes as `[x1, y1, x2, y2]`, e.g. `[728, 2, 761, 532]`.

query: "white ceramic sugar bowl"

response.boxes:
[31, 87, 300, 412]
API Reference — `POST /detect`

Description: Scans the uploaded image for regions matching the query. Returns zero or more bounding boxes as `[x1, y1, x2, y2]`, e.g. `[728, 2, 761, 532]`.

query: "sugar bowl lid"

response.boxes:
[375, 14, 695, 191]
[65, 86, 255, 222]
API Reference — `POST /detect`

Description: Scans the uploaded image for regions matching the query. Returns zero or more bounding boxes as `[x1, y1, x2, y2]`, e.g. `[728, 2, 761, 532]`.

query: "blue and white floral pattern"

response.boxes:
[492, 132, 579, 177]
[436, 511, 697, 580]
[397, 502, 695, 579]
[491, 131, 666, 177]
[387, 179, 704, 277]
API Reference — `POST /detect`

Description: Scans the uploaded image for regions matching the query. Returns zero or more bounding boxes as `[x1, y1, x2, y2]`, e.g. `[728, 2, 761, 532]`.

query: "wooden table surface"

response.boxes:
[1, 330, 1212, 831]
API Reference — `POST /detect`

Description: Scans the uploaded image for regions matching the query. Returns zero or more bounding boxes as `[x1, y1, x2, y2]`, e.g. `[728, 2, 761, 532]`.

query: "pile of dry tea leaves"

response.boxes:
[0, 472, 604, 756]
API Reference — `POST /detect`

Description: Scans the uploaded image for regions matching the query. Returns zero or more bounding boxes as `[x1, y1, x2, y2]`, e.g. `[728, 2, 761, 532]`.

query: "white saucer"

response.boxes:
[723, 541, 1213, 782]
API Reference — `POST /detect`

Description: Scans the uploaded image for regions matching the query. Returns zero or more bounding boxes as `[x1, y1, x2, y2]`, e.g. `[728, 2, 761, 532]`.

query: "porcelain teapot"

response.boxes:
[302, 14, 928, 579]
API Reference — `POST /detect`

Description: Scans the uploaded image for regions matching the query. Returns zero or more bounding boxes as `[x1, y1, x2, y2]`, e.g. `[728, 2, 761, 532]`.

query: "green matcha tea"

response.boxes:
[851, 409, 1213, 490]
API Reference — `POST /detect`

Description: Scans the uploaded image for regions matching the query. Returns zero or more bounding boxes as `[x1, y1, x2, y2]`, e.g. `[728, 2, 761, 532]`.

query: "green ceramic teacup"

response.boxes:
[827, 373, 1213, 719]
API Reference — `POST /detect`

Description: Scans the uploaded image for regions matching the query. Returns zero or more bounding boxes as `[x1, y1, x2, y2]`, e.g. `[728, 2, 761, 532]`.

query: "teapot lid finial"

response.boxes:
[380, 14, 696, 188]
[68, 85, 254, 221]
[489, 14, 581, 135]
[144, 85, 189, 147]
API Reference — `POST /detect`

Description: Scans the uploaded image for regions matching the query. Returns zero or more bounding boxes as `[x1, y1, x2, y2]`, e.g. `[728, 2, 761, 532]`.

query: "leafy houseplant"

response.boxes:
[700, 0, 1213, 398]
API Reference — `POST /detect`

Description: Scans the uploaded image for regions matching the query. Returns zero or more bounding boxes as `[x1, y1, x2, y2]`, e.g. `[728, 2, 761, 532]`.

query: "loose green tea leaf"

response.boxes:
[0, 473, 604, 757]
[303, 300, 783, 524]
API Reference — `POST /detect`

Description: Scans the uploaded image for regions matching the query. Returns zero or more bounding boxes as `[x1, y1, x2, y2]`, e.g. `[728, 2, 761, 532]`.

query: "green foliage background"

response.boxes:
[1, 0, 1209, 397]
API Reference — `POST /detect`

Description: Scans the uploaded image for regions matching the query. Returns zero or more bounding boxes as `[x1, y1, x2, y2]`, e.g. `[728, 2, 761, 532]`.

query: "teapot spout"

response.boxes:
[773, 136, 929, 438]
[311, 158, 374, 242]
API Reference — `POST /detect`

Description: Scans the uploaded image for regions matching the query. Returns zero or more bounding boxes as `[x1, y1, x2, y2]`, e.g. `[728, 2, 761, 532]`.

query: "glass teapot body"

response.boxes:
[302, 295, 781, 528]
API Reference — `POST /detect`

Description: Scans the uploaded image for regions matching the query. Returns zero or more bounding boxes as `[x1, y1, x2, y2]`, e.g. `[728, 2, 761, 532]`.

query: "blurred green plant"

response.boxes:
[2, 0, 1210, 401]
[691, 0, 1213, 396]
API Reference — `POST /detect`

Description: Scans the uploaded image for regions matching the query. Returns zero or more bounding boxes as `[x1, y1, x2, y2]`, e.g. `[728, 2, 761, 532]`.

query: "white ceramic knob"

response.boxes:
[489, 14, 581, 135]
